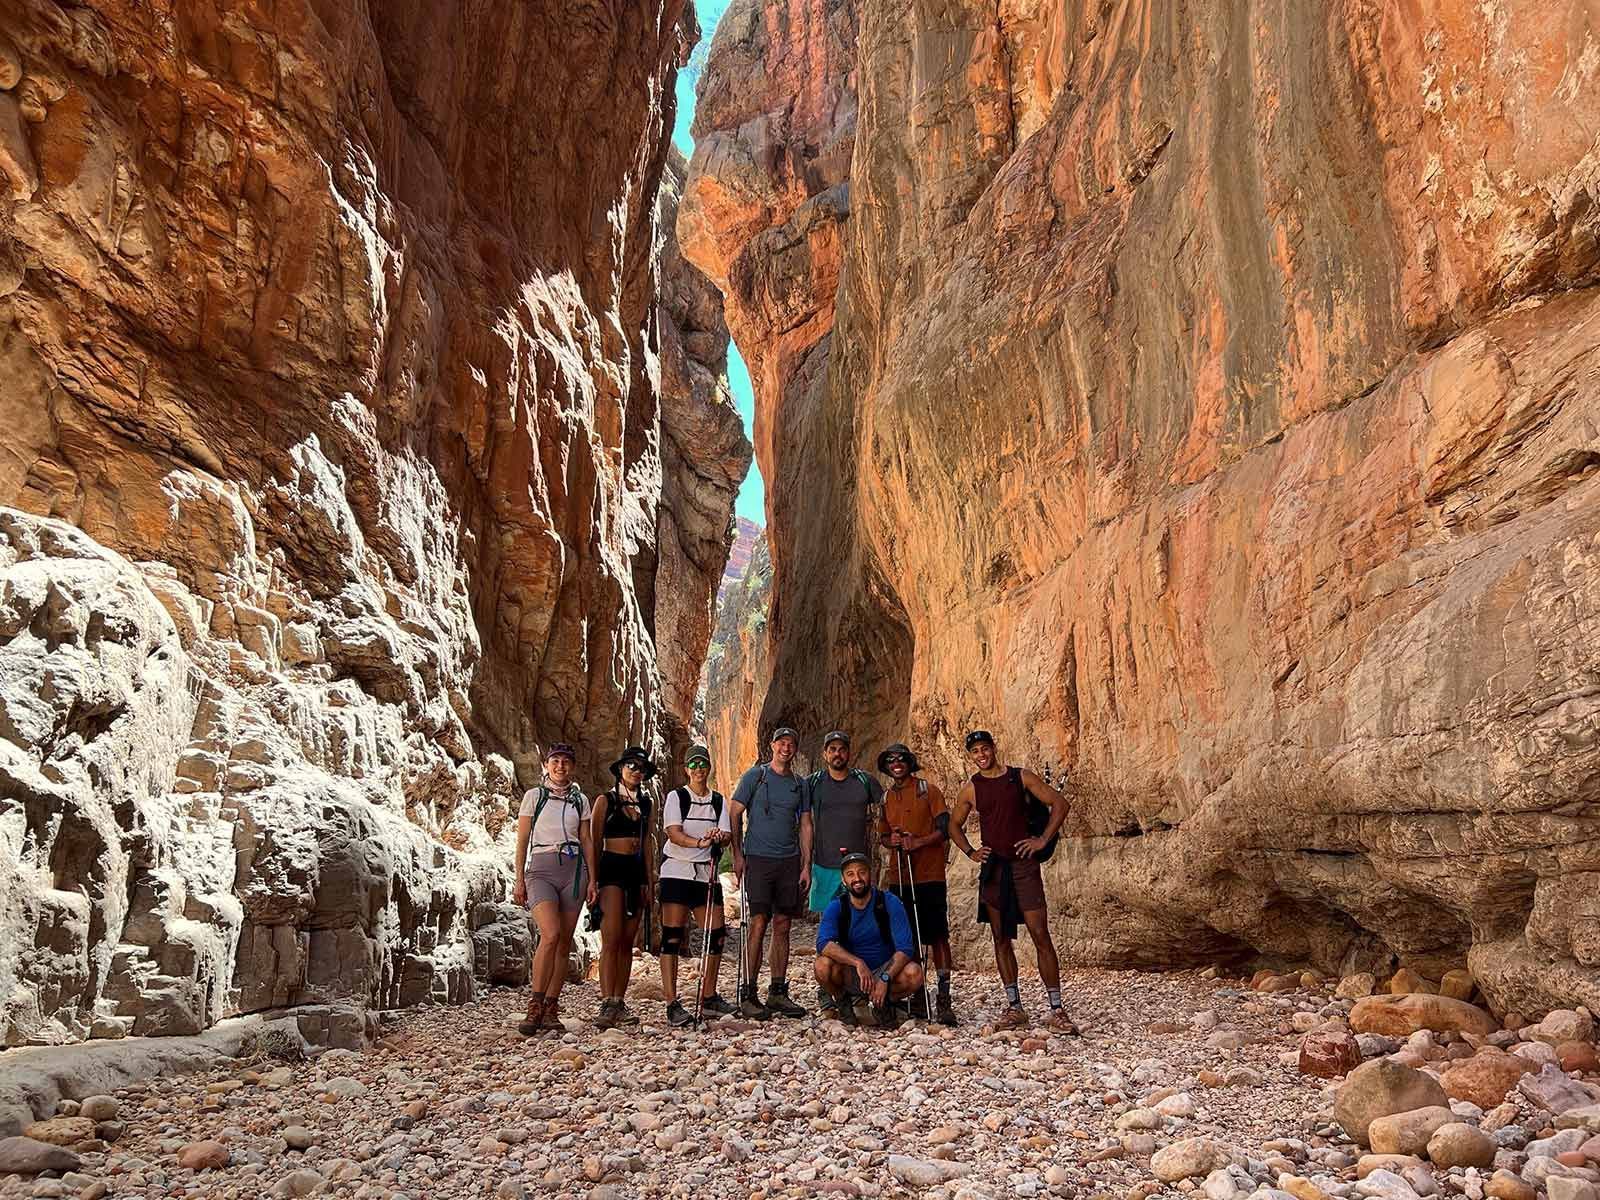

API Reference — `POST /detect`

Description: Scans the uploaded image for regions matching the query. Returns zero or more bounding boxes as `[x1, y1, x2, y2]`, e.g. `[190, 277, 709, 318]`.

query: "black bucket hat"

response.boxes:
[608, 746, 657, 780]
[877, 742, 921, 773]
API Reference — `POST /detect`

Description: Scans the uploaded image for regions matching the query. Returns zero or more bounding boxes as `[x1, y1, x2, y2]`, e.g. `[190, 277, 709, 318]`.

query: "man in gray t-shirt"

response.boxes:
[730, 726, 813, 1019]
[807, 730, 884, 914]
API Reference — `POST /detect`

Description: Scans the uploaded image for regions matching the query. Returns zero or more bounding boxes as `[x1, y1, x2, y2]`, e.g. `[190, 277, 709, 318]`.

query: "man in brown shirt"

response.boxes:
[877, 742, 957, 1025]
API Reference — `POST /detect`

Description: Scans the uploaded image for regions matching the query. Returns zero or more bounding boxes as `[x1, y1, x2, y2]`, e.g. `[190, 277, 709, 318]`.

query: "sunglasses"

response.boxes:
[884, 754, 909, 764]
[686, 758, 710, 770]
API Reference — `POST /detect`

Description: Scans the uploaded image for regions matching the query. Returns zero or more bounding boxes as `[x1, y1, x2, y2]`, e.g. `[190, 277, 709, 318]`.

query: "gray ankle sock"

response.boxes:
[1004, 982, 1021, 1006]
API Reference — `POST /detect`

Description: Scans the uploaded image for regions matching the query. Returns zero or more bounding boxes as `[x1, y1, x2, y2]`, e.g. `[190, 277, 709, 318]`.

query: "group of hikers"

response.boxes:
[510, 726, 1081, 1036]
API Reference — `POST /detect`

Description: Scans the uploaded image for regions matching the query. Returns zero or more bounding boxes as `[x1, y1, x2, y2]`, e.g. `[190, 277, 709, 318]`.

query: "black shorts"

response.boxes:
[597, 851, 647, 918]
[659, 875, 723, 911]
[743, 854, 802, 918]
[889, 880, 949, 947]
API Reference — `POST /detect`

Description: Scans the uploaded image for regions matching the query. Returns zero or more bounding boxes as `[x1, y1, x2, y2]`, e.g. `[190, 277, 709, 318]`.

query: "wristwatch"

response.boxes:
[877, 968, 891, 983]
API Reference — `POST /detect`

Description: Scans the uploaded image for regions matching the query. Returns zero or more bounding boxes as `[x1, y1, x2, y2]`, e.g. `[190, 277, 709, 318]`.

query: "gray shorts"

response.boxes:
[524, 850, 588, 914]
[744, 853, 802, 918]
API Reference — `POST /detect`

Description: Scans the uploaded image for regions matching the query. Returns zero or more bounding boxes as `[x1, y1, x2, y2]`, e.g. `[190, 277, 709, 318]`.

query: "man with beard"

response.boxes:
[807, 730, 884, 915]
[813, 853, 925, 1026]
[949, 730, 1079, 1034]
[877, 742, 957, 1025]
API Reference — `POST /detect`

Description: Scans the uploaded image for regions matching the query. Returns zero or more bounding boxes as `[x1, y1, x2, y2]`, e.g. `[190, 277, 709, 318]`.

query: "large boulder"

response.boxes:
[1350, 995, 1499, 1038]
[1335, 1059, 1451, 1147]
[1440, 1052, 1535, 1109]
[1300, 1027, 1364, 1079]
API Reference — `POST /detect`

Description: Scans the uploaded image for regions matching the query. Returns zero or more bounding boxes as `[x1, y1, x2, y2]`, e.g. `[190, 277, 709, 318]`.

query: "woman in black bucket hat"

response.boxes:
[591, 746, 656, 1029]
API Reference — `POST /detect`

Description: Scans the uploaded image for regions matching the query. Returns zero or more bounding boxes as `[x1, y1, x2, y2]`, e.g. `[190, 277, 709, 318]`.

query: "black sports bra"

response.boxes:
[602, 790, 648, 839]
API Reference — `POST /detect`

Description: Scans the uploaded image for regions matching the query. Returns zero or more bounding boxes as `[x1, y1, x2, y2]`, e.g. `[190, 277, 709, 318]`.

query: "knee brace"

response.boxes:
[708, 927, 728, 955]
[660, 924, 687, 956]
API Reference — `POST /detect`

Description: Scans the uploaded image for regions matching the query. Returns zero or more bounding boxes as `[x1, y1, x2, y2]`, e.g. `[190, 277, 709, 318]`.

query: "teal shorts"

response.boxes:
[809, 865, 844, 913]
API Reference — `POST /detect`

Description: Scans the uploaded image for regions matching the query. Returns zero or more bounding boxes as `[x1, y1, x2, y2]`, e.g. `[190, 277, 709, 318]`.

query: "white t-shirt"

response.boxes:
[519, 786, 589, 859]
[660, 787, 731, 882]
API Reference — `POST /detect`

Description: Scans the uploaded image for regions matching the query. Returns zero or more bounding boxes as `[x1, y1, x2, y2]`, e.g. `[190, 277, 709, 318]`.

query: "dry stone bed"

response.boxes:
[2, 964, 1597, 1200]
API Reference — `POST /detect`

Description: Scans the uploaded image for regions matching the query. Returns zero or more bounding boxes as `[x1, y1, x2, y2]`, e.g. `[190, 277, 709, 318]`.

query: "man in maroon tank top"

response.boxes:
[949, 730, 1079, 1033]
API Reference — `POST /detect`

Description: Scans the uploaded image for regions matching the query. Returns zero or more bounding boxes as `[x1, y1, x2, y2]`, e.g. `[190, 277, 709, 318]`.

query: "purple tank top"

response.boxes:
[973, 768, 1028, 859]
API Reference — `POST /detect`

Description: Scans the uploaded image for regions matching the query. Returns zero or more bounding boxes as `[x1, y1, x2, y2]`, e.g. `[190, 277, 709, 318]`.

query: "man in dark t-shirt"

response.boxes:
[807, 730, 883, 913]
[949, 729, 1078, 1034]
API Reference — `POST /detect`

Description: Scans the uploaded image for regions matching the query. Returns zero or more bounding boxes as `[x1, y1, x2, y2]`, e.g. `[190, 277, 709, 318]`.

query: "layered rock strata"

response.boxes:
[688, 0, 1600, 1010]
[0, 0, 746, 1044]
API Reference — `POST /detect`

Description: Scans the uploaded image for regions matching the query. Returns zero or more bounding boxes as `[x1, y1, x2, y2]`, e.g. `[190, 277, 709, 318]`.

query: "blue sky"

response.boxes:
[675, 1, 765, 525]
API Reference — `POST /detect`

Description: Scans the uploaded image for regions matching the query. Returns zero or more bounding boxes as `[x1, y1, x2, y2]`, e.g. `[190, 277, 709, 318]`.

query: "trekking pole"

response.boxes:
[735, 864, 748, 1006]
[695, 856, 715, 1026]
[897, 837, 933, 1021]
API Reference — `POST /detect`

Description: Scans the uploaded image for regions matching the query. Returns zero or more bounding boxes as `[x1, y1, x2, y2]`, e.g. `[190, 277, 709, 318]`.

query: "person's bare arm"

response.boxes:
[579, 816, 599, 905]
[798, 810, 814, 889]
[1013, 769, 1069, 858]
[590, 792, 608, 848]
[948, 782, 986, 862]
[512, 814, 531, 904]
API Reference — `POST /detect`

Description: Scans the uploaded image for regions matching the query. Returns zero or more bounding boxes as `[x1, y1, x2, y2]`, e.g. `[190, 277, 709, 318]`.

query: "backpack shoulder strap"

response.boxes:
[873, 890, 894, 950]
[916, 778, 927, 798]
[710, 790, 725, 822]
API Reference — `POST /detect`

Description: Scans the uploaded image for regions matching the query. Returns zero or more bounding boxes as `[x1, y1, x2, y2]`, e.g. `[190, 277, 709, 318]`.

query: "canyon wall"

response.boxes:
[0, 0, 747, 1045]
[687, 0, 1600, 1012]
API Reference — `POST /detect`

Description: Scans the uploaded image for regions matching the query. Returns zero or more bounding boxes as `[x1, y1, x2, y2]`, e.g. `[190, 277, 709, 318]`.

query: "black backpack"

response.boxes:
[1008, 766, 1060, 863]
[669, 786, 724, 824]
[833, 889, 894, 959]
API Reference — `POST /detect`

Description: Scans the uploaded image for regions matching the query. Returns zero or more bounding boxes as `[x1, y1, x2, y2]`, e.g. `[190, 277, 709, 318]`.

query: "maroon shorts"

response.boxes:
[978, 857, 1047, 913]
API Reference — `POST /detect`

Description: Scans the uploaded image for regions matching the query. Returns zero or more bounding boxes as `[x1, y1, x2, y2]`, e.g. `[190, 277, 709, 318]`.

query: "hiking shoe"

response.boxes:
[1045, 1008, 1081, 1035]
[615, 1002, 642, 1027]
[738, 989, 773, 1021]
[852, 998, 881, 1027]
[593, 999, 619, 1030]
[907, 991, 932, 1021]
[539, 1001, 565, 1032]
[666, 1000, 696, 1028]
[995, 1005, 1029, 1030]
[700, 993, 736, 1017]
[935, 993, 958, 1026]
[764, 981, 806, 1018]
[517, 994, 546, 1037]
[820, 993, 847, 1022]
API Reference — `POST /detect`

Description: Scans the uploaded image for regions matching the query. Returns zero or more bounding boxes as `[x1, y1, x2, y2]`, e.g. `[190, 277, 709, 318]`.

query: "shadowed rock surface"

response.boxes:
[687, 0, 1600, 1010]
[0, 0, 747, 1044]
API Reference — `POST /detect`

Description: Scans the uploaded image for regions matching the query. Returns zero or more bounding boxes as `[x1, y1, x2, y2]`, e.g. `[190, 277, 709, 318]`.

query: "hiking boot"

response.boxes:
[517, 994, 546, 1037]
[700, 993, 736, 1017]
[820, 993, 846, 1022]
[593, 999, 619, 1030]
[764, 980, 806, 1018]
[1045, 1007, 1081, 1035]
[738, 988, 772, 1021]
[851, 997, 881, 1027]
[666, 1000, 696, 1028]
[615, 1002, 642, 1027]
[935, 992, 958, 1027]
[907, 991, 932, 1021]
[995, 1005, 1029, 1031]
[539, 1000, 565, 1032]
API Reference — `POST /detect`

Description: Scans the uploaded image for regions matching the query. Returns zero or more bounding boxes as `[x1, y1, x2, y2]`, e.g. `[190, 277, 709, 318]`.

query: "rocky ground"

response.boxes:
[3, 960, 1598, 1200]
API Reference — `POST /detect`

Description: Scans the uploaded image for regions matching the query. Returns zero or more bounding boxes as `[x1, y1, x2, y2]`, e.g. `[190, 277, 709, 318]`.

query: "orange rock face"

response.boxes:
[690, 0, 1600, 1009]
[0, 2, 746, 1043]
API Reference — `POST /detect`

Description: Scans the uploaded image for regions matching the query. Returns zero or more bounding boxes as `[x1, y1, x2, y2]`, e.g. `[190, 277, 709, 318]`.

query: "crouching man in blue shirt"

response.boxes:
[814, 851, 925, 1026]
